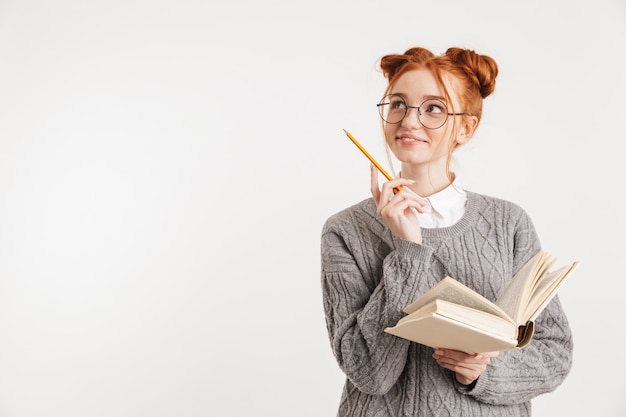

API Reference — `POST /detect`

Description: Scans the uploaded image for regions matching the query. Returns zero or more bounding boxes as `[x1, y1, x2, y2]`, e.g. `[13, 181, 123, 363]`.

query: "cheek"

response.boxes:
[434, 128, 456, 148]
[383, 124, 397, 145]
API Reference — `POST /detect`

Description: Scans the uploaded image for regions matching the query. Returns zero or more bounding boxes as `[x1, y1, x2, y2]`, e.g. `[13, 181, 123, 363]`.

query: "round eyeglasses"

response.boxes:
[376, 94, 467, 129]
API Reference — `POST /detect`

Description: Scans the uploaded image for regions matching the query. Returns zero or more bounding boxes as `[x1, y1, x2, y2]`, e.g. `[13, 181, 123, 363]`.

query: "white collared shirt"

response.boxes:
[414, 181, 467, 228]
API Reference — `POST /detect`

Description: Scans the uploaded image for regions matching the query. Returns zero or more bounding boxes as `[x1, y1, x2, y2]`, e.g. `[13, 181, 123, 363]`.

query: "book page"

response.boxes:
[385, 308, 518, 354]
[527, 257, 557, 299]
[402, 277, 513, 322]
[524, 262, 579, 322]
[433, 299, 516, 337]
[495, 251, 549, 324]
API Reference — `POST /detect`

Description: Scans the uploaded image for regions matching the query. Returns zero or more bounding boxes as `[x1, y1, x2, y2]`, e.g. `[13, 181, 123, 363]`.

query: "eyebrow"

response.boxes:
[389, 92, 448, 103]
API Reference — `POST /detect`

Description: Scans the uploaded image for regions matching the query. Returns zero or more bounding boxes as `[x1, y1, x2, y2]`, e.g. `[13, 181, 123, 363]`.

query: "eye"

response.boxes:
[422, 100, 446, 115]
[389, 97, 407, 110]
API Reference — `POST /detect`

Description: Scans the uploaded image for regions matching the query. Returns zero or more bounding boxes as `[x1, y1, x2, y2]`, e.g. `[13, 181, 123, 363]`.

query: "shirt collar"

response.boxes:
[415, 179, 467, 228]
[424, 180, 466, 213]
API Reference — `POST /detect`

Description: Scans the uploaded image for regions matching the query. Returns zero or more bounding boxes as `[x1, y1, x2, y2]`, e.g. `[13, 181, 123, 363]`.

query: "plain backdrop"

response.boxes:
[0, 0, 625, 416]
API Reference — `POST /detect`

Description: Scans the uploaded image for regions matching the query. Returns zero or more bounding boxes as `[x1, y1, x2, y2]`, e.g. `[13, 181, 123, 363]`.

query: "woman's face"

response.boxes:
[383, 69, 467, 171]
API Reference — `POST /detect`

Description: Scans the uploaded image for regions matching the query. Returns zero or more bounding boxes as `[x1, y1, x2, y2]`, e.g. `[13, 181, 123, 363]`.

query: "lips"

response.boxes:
[397, 134, 428, 144]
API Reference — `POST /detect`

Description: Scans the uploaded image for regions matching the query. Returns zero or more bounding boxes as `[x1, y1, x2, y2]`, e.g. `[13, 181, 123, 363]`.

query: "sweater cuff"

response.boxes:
[393, 236, 433, 260]
[454, 371, 489, 397]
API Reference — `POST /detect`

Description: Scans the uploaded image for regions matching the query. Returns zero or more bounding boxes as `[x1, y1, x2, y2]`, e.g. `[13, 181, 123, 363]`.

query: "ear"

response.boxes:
[456, 116, 478, 145]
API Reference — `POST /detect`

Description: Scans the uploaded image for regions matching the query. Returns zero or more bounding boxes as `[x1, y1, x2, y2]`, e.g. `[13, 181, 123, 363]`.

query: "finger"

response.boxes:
[380, 185, 423, 213]
[370, 164, 381, 202]
[434, 356, 486, 377]
[435, 349, 495, 362]
[435, 356, 485, 371]
[397, 191, 427, 213]
[380, 195, 422, 219]
[433, 351, 488, 369]
[380, 178, 413, 196]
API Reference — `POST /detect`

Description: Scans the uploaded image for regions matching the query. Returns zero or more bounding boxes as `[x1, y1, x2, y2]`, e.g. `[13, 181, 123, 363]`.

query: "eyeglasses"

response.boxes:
[376, 94, 467, 129]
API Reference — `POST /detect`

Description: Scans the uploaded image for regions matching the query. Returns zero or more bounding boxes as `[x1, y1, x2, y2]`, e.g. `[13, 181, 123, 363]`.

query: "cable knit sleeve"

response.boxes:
[320, 200, 439, 395]
[461, 296, 573, 404]
[457, 200, 574, 404]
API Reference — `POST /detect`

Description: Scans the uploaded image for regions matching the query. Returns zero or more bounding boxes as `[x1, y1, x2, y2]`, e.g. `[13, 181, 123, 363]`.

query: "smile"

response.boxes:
[398, 135, 428, 143]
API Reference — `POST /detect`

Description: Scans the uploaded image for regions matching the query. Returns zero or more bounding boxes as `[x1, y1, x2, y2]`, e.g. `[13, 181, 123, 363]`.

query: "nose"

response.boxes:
[401, 107, 423, 129]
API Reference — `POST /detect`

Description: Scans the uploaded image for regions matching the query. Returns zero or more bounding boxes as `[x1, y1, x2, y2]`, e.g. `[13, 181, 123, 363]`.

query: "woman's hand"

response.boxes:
[432, 348, 500, 385]
[370, 164, 426, 244]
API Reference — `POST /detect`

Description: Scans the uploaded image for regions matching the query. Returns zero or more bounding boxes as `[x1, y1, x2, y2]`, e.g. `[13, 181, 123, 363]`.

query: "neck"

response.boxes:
[400, 166, 455, 197]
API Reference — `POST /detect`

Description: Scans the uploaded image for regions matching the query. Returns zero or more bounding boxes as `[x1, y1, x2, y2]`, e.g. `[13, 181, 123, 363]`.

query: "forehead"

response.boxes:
[391, 69, 441, 97]
[390, 69, 460, 105]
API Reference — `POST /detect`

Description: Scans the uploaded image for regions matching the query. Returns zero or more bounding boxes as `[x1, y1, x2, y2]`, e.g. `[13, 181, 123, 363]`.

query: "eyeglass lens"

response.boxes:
[378, 95, 449, 129]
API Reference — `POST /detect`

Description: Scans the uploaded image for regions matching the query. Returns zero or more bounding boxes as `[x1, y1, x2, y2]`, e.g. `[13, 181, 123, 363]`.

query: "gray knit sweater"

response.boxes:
[320, 191, 573, 417]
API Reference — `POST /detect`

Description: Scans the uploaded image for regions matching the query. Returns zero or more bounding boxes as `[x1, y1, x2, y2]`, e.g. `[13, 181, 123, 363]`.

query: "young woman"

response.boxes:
[320, 46, 573, 416]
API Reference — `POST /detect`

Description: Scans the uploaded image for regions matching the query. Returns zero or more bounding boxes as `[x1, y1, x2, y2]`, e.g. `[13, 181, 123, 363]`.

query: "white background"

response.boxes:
[0, 0, 624, 416]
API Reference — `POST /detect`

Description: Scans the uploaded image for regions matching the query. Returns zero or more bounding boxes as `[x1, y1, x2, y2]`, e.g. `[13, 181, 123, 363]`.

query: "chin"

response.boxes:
[394, 152, 432, 164]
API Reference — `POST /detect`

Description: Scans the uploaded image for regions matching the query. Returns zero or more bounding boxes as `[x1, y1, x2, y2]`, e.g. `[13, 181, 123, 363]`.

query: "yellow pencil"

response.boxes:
[343, 129, 402, 191]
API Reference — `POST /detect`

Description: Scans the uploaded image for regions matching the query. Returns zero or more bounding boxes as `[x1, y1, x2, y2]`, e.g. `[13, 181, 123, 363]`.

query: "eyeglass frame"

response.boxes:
[376, 94, 468, 129]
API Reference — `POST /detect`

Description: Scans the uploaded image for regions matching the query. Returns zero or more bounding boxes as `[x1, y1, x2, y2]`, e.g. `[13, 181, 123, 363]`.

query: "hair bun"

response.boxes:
[444, 48, 498, 98]
[379, 47, 435, 81]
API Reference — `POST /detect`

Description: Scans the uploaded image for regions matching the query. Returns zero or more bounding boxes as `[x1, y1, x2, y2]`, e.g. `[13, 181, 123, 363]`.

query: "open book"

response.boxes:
[384, 251, 579, 354]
